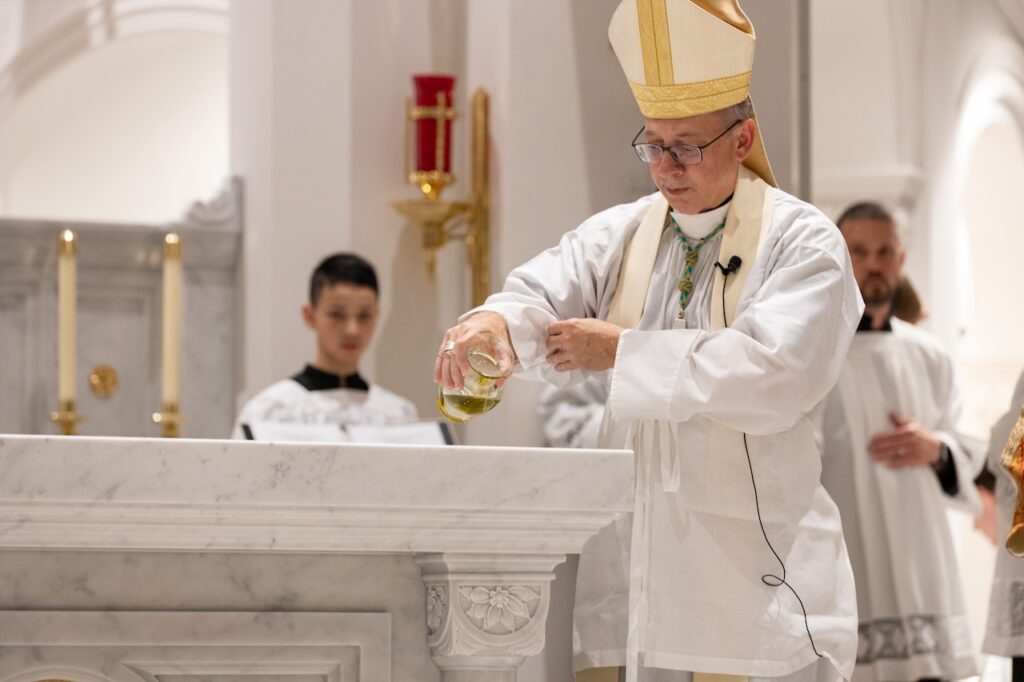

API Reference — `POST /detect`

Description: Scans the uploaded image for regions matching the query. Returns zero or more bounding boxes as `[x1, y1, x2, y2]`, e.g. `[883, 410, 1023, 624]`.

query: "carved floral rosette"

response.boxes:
[423, 577, 549, 658]
[416, 554, 559, 664]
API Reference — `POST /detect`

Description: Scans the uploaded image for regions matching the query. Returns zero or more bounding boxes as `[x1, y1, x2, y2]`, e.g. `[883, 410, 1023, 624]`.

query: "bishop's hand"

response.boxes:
[545, 318, 623, 373]
[434, 312, 515, 390]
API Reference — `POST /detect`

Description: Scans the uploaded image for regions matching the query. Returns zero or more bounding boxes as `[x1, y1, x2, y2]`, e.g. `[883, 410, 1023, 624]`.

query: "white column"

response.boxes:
[810, 0, 923, 221]
[743, 0, 809, 198]
[348, 0, 439, 413]
[232, 0, 446, 415]
[230, 0, 355, 399]
[461, 0, 595, 450]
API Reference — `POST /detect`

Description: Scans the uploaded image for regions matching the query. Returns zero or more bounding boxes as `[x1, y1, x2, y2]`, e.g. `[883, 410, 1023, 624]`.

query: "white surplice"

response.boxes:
[470, 187, 862, 680]
[539, 373, 609, 449]
[230, 371, 417, 439]
[983, 368, 1024, 657]
[817, 320, 982, 681]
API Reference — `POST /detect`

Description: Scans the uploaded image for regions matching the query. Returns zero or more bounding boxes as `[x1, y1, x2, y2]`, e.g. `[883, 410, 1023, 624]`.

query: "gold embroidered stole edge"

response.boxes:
[710, 166, 772, 331]
[606, 166, 771, 331]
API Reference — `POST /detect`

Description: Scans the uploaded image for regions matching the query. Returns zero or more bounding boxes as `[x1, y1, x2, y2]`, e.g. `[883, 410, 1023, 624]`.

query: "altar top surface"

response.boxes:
[0, 435, 633, 555]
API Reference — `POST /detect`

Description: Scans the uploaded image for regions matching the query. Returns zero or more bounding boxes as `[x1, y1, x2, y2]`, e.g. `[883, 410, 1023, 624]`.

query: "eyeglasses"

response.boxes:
[631, 119, 742, 166]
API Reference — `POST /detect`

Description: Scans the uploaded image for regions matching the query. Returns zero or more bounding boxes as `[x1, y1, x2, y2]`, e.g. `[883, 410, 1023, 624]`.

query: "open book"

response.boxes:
[240, 420, 453, 446]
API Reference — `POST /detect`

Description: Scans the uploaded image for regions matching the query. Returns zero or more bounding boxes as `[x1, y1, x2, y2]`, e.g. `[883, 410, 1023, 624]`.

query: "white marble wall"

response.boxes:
[0, 180, 241, 438]
[0, 552, 425, 682]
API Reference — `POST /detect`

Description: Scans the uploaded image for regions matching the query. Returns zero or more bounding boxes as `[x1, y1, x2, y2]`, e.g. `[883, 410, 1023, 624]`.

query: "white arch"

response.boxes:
[924, 36, 1024, 353]
[0, 0, 227, 125]
[932, 36, 1024, 432]
[951, 71, 1024, 350]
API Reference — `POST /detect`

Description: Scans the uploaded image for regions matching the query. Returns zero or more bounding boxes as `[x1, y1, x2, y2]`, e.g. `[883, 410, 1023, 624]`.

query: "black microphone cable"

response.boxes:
[717, 256, 823, 659]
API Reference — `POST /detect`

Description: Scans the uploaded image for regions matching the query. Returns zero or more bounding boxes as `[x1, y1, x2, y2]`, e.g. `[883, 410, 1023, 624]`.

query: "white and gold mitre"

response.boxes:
[609, 0, 776, 186]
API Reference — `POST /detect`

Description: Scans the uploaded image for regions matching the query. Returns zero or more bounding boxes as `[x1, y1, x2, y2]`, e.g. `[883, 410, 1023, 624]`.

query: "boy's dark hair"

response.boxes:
[835, 201, 894, 231]
[309, 253, 379, 305]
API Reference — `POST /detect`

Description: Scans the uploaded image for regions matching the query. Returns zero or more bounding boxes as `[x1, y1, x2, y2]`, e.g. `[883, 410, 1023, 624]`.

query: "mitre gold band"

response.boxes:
[628, 70, 751, 118]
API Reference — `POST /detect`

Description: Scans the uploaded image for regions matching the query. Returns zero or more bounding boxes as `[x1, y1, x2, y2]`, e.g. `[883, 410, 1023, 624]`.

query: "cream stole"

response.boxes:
[585, 167, 774, 682]
[606, 165, 773, 332]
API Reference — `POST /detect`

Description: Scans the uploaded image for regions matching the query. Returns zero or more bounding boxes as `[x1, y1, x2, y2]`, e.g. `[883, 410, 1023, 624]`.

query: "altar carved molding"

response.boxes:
[0, 176, 242, 271]
[174, 176, 244, 233]
[416, 553, 562, 676]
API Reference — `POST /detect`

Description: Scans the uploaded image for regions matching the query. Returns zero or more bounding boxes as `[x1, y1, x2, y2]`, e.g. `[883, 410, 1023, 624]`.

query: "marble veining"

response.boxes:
[0, 436, 633, 554]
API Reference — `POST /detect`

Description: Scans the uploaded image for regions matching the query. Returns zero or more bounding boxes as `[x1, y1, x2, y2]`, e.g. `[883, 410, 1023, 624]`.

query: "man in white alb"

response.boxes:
[539, 376, 608, 449]
[817, 202, 983, 682]
[435, 2, 862, 681]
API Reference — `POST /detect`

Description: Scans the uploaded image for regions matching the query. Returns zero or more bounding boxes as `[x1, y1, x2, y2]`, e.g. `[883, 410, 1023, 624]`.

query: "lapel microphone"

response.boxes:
[715, 255, 743, 275]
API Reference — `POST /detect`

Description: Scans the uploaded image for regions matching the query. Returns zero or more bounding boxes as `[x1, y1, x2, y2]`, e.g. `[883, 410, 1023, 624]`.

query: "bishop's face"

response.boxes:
[643, 113, 752, 215]
[303, 283, 379, 373]
[841, 218, 905, 308]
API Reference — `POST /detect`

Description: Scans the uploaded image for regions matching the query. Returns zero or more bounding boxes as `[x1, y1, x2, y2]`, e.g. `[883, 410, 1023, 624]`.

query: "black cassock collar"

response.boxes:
[291, 364, 369, 392]
[856, 312, 893, 333]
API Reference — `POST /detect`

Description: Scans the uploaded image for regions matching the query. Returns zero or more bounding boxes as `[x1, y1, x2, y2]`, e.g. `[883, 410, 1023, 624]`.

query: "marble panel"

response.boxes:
[182, 270, 235, 438]
[0, 288, 30, 433]
[0, 552, 434, 682]
[0, 610, 388, 682]
[76, 286, 157, 437]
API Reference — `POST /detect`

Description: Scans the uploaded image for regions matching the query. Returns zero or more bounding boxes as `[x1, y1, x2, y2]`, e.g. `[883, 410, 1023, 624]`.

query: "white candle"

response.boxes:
[57, 229, 77, 403]
[162, 233, 183, 405]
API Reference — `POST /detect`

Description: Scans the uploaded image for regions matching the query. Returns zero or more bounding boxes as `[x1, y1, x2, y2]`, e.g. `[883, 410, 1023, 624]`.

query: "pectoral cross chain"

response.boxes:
[673, 216, 726, 321]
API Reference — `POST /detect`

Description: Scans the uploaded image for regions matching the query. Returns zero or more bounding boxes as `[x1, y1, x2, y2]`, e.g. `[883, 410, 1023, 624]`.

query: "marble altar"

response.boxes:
[0, 435, 633, 682]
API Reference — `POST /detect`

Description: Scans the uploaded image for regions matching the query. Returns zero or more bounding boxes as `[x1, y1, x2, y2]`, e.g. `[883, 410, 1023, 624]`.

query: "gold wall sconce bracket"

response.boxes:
[393, 198, 471, 279]
[394, 87, 491, 307]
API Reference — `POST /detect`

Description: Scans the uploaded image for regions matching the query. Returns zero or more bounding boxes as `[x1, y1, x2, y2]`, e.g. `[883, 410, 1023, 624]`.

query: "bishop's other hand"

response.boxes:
[545, 318, 623, 373]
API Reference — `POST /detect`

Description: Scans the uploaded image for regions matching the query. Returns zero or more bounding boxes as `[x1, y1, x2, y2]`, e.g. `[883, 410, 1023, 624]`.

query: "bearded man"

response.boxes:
[817, 201, 983, 682]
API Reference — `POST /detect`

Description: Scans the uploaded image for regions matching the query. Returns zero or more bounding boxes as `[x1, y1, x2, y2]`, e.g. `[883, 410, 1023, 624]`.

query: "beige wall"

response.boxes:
[0, 32, 227, 223]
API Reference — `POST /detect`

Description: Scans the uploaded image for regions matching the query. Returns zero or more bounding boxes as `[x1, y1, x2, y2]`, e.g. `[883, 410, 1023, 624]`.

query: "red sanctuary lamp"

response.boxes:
[410, 75, 456, 199]
[394, 74, 492, 306]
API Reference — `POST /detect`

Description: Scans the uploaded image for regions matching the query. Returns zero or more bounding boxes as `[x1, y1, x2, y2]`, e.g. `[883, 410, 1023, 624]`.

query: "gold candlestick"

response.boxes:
[53, 229, 83, 435]
[161, 233, 183, 406]
[50, 399, 82, 436]
[152, 402, 181, 438]
[155, 233, 183, 438]
[57, 229, 77, 404]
